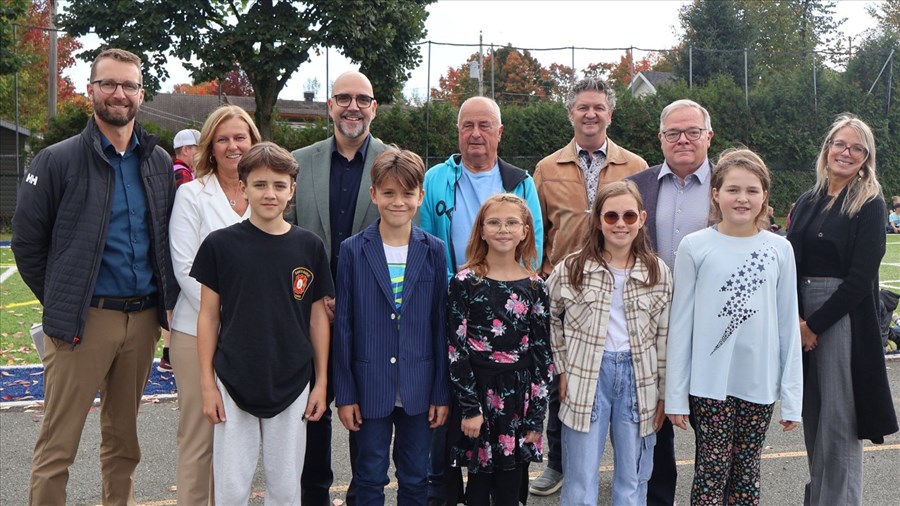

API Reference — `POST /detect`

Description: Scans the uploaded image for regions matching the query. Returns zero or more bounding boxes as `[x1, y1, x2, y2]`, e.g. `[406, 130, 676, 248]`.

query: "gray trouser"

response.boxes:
[800, 277, 863, 506]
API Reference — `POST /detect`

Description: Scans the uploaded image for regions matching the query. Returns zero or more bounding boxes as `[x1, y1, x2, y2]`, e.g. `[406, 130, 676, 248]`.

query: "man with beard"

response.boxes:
[288, 70, 391, 505]
[12, 48, 177, 505]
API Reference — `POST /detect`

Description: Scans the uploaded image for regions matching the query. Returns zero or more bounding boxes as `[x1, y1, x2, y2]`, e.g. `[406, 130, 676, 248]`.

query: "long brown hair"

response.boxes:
[565, 180, 660, 290]
[460, 194, 538, 278]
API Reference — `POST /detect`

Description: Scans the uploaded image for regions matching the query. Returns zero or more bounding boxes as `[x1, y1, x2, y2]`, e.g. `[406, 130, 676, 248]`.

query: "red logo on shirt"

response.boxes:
[292, 267, 314, 300]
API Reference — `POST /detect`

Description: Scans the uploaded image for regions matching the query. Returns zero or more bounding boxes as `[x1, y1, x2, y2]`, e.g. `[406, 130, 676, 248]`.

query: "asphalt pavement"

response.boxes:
[2, 360, 899, 505]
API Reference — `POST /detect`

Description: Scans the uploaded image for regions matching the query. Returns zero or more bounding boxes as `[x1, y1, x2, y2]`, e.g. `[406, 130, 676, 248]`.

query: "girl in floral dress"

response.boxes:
[447, 194, 553, 506]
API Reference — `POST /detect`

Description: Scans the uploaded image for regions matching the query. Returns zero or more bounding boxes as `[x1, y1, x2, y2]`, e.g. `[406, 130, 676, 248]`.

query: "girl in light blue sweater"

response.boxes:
[665, 149, 803, 506]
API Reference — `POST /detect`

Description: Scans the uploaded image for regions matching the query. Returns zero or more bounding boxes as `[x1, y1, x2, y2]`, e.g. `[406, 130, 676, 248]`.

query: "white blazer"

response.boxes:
[170, 174, 250, 335]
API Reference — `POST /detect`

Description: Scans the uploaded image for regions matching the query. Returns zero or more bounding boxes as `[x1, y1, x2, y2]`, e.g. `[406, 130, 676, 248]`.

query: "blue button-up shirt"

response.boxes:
[93, 131, 156, 297]
[654, 158, 712, 270]
[329, 135, 370, 280]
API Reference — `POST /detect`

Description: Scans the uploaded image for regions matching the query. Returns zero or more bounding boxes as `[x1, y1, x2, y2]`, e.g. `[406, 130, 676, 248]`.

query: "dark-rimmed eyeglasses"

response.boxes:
[92, 79, 142, 96]
[661, 128, 706, 143]
[602, 210, 639, 225]
[332, 93, 375, 108]
[827, 140, 868, 158]
[484, 219, 524, 232]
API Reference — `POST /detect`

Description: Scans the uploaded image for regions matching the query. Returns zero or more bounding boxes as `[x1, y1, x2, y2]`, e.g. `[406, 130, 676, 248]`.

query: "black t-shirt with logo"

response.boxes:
[191, 220, 334, 418]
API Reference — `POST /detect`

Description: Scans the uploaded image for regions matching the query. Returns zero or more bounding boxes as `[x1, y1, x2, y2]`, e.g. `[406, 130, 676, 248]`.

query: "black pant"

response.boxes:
[466, 465, 524, 506]
[301, 363, 359, 505]
[545, 374, 563, 473]
[647, 417, 677, 506]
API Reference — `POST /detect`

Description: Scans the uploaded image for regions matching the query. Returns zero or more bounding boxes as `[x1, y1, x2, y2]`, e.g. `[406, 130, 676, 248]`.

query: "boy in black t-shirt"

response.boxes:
[333, 149, 450, 504]
[191, 142, 333, 505]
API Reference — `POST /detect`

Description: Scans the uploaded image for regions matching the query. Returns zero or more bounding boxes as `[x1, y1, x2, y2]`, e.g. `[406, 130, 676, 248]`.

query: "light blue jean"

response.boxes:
[560, 351, 656, 506]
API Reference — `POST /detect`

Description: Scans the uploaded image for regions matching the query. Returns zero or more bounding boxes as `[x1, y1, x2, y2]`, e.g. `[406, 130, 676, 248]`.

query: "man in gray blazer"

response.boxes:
[288, 70, 391, 506]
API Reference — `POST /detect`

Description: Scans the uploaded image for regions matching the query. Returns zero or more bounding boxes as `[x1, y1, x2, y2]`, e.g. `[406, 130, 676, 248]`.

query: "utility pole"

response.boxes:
[479, 31, 484, 96]
[48, 0, 58, 118]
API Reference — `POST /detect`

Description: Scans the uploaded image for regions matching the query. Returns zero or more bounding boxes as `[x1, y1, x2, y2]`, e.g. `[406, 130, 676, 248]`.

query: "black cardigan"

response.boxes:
[787, 188, 897, 443]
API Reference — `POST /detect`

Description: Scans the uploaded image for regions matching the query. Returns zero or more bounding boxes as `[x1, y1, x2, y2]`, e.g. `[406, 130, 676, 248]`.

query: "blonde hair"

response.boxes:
[814, 114, 881, 217]
[461, 194, 537, 278]
[195, 106, 261, 179]
[711, 148, 771, 231]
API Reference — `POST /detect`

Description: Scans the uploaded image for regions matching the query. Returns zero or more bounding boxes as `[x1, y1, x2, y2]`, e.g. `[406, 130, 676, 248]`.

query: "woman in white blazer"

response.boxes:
[169, 105, 260, 505]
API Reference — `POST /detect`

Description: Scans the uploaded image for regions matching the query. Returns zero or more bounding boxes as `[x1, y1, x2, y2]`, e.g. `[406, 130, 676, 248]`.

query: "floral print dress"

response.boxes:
[447, 269, 553, 474]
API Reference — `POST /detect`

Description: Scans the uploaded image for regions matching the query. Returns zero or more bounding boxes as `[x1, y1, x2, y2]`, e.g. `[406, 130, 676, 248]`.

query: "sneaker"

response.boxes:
[157, 357, 173, 373]
[528, 467, 563, 496]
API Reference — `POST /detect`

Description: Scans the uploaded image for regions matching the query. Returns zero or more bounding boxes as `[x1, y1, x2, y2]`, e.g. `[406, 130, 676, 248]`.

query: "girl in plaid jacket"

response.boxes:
[547, 180, 673, 506]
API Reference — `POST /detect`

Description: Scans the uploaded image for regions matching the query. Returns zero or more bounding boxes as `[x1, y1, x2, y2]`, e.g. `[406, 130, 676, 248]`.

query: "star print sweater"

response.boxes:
[665, 227, 803, 421]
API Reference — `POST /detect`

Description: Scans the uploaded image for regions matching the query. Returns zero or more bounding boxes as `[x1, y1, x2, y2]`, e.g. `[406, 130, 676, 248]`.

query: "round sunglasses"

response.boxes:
[602, 210, 639, 225]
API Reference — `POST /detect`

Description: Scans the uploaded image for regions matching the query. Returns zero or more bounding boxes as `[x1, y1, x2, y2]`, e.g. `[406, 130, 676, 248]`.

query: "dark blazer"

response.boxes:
[333, 221, 451, 419]
[288, 135, 390, 260]
[787, 188, 898, 443]
[627, 163, 716, 250]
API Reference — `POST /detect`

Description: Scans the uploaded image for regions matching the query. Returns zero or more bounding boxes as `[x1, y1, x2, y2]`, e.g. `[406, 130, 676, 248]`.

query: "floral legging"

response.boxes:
[689, 395, 775, 506]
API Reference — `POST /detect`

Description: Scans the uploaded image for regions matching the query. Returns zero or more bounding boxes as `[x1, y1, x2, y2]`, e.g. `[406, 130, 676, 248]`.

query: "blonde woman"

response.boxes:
[786, 114, 898, 506]
[169, 105, 260, 505]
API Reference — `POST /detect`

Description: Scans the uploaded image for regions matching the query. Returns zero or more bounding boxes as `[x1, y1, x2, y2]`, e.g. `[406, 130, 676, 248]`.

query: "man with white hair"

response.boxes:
[420, 95, 543, 505]
[628, 98, 716, 506]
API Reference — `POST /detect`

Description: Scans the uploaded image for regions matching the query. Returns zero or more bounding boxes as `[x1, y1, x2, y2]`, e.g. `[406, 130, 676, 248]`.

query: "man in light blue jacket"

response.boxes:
[420, 96, 543, 506]
[421, 96, 543, 280]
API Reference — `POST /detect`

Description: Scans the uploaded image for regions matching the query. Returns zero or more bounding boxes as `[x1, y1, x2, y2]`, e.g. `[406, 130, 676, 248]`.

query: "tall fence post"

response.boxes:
[744, 48, 749, 106]
[812, 52, 818, 115]
[14, 23, 22, 187]
[425, 41, 431, 167]
[689, 46, 693, 90]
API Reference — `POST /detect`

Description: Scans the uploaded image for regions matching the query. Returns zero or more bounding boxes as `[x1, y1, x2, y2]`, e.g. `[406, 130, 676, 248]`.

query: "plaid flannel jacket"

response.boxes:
[547, 255, 672, 436]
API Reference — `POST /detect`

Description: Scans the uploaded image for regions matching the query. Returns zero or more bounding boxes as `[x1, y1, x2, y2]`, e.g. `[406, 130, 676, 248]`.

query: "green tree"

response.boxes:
[60, 0, 434, 140]
[0, 0, 29, 75]
[672, 0, 844, 84]
[868, 0, 900, 37]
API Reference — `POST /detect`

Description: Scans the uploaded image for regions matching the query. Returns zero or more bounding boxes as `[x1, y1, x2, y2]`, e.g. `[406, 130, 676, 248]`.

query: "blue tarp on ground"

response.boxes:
[0, 360, 178, 402]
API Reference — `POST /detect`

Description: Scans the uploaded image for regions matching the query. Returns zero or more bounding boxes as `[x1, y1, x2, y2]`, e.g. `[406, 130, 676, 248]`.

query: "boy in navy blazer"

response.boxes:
[334, 149, 450, 505]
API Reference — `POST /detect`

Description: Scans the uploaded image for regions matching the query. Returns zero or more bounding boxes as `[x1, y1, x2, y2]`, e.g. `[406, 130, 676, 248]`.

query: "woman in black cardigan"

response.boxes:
[787, 114, 898, 506]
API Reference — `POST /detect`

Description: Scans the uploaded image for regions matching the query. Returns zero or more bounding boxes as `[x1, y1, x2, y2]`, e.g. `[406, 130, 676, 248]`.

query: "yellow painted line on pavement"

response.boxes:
[0, 299, 40, 309]
[109, 443, 900, 504]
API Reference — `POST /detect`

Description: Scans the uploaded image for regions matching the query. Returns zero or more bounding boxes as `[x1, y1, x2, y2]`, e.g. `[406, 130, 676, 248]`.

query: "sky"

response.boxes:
[61, 0, 884, 102]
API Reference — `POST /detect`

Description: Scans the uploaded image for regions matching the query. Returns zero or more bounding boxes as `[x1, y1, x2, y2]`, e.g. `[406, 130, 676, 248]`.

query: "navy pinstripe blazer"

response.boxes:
[333, 221, 451, 418]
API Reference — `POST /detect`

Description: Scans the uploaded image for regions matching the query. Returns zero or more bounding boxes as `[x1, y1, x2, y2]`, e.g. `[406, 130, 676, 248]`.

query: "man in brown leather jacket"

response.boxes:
[530, 77, 648, 496]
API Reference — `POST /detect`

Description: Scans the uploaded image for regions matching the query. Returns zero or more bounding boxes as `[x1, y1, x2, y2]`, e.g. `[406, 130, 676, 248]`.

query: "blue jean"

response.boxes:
[354, 407, 431, 505]
[560, 351, 656, 506]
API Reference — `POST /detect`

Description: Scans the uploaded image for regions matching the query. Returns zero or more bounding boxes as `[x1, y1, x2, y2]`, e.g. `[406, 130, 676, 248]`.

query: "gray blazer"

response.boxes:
[289, 135, 391, 260]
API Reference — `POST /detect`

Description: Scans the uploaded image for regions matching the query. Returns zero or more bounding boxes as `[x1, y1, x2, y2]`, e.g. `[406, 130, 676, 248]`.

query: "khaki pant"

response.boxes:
[170, 329, 214, 505]
[29, 306, 159, 506]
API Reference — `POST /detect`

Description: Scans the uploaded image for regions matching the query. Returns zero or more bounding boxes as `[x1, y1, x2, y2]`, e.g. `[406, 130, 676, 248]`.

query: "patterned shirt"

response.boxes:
[547, 255, 672, 436]
[575, 139, 608, 209]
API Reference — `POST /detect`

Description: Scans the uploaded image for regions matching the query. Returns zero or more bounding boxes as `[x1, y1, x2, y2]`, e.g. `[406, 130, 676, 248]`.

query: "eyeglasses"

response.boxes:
[661, 128, 706, 143]
[828, 140, 868, 158]
[484, 219, 524, 232]
[332, 93, 375, 108]
[602, 210, 639, 225]
[92, 79, 142, 96]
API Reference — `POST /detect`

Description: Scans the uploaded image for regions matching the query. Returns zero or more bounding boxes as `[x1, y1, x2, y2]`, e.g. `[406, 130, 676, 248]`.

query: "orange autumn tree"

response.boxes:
[173, 69, 254, 96]
[432, 45, 575, 106]
[0, 0, 83, 132]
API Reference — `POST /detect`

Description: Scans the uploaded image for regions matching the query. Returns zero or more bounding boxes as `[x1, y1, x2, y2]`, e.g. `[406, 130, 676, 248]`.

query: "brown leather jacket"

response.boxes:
[533, 137, 648, 276]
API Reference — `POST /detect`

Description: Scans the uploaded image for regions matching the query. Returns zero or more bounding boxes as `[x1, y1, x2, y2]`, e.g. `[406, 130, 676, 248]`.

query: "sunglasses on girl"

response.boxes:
[602, 210, 639, 225]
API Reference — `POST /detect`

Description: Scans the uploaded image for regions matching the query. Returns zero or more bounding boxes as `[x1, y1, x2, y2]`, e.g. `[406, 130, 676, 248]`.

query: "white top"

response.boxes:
[170, 174, 250, 335]
[605, 265, 630, 352]
[665, 227, 803, 421]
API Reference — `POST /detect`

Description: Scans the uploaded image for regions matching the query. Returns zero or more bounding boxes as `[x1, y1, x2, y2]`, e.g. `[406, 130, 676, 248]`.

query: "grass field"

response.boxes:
[3, 236, 900, 366]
